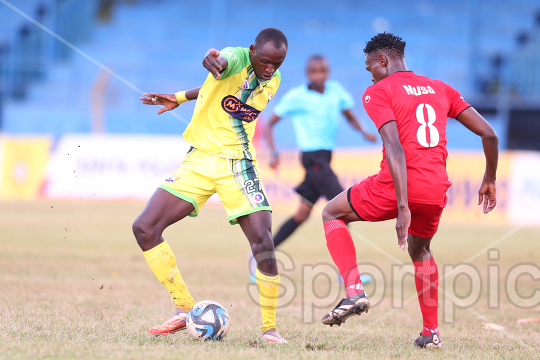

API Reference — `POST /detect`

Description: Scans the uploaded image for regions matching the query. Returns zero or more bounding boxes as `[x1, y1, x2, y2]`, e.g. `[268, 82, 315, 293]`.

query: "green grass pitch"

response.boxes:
[1, 201, 539, 359]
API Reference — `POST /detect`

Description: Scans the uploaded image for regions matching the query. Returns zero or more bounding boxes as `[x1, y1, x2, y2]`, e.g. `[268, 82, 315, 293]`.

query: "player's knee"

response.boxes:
[407, 242, 431, 261]
[321, 203, 334, 224]
[132, 218, 145, 240]
[261, 235, 275, 253]
[259, 240, 275, 256]
[251, 232, 274, 256]
[132, 217, 156, 246]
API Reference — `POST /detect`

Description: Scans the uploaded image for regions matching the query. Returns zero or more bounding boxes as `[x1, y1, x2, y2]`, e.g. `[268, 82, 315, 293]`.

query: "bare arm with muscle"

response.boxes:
[139, 87, 201, 115]
[456, 107, 498, 213]
[379, 120, 410, 250]
[138, 47, 230, 114]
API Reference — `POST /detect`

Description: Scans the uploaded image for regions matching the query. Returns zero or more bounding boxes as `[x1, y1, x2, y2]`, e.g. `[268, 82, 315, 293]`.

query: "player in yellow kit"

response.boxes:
[134, 28, 288, 343]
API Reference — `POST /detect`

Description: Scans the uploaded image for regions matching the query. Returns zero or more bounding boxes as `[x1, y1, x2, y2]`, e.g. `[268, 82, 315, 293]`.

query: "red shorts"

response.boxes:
[348, 176, 447, 238]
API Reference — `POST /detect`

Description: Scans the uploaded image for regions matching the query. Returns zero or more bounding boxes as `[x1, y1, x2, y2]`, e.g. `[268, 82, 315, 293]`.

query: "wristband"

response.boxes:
[175, 91, 189, 105]
[272, 150, 279, 156]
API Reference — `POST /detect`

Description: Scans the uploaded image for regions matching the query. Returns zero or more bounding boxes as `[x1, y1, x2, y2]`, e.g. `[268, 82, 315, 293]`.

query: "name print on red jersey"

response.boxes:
[402, 85, 435, 96]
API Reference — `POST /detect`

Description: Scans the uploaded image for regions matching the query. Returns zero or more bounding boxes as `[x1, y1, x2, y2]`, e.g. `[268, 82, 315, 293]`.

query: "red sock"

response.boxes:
[324, 220, 362, 297]
[414, 257, 439, 336]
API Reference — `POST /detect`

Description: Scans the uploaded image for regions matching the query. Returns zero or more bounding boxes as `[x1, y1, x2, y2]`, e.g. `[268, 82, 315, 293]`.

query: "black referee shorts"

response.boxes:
[295, 150, 343, 206]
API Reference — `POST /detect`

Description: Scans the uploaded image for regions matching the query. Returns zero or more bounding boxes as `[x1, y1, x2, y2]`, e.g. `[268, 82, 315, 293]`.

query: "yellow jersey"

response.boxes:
[183, 47, 281, 160]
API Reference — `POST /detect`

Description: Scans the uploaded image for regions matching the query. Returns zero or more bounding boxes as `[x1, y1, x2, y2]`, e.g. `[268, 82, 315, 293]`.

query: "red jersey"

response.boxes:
[362, 71, 471, 204]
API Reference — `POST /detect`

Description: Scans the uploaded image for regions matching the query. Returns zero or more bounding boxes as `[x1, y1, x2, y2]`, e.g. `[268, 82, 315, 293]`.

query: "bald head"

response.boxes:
[254, 28, 288, 50]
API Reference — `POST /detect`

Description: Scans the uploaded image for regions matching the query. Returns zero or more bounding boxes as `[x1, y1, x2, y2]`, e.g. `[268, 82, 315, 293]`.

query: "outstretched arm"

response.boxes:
[379, 121, 410, 250]
[139, 87, 201, 115]
[456, 107, 499, 213]
[342, 109, 378, 143]
[202, 48, 229, 79]
[263, 113, 283, 169]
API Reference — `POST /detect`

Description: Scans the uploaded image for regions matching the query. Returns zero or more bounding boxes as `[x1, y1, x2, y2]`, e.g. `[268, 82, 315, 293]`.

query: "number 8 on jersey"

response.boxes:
[416, 103, 439, 148]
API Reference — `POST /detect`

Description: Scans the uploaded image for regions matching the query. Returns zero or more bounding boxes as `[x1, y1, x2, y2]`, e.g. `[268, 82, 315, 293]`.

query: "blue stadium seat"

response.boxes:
[2, 0, 539, 149]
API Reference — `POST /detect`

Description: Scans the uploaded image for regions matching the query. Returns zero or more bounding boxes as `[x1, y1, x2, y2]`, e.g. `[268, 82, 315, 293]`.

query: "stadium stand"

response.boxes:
[1, 0, 539, 148]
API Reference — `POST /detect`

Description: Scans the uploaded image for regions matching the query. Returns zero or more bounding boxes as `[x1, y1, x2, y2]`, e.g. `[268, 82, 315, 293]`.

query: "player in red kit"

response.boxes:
[320, 33, 498, 349]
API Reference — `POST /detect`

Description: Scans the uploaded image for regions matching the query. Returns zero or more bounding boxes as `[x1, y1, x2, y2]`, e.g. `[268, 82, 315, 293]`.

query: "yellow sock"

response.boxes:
[143, 241, 195, 311]
[255, 268, 280, 334]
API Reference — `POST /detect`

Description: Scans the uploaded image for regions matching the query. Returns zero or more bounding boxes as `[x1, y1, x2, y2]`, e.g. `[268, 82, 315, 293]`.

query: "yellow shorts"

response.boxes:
[159, 147, 271, 225]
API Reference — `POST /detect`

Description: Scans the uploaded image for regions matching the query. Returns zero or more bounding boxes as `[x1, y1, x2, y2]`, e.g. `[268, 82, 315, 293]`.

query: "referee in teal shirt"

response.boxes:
[265, 55, 377, 247]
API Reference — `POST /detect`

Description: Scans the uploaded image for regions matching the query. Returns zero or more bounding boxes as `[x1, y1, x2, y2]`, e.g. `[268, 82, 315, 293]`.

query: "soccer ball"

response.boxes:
[186, 300, 230, 341]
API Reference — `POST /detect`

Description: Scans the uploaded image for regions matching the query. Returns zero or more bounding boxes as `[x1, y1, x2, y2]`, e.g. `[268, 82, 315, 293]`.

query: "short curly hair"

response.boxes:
[363, 32, 406, 58]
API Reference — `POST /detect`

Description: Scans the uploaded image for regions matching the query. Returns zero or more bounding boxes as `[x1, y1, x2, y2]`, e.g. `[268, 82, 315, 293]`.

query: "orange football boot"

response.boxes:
[149, 312, 188, 336]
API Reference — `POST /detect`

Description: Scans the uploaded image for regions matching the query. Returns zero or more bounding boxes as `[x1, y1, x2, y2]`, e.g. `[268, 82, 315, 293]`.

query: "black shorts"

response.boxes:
[295, 150, 343, 205]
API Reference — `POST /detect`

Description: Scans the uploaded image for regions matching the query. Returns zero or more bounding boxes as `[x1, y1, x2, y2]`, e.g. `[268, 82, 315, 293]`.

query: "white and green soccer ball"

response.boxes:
[186, 300, 230, 341]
